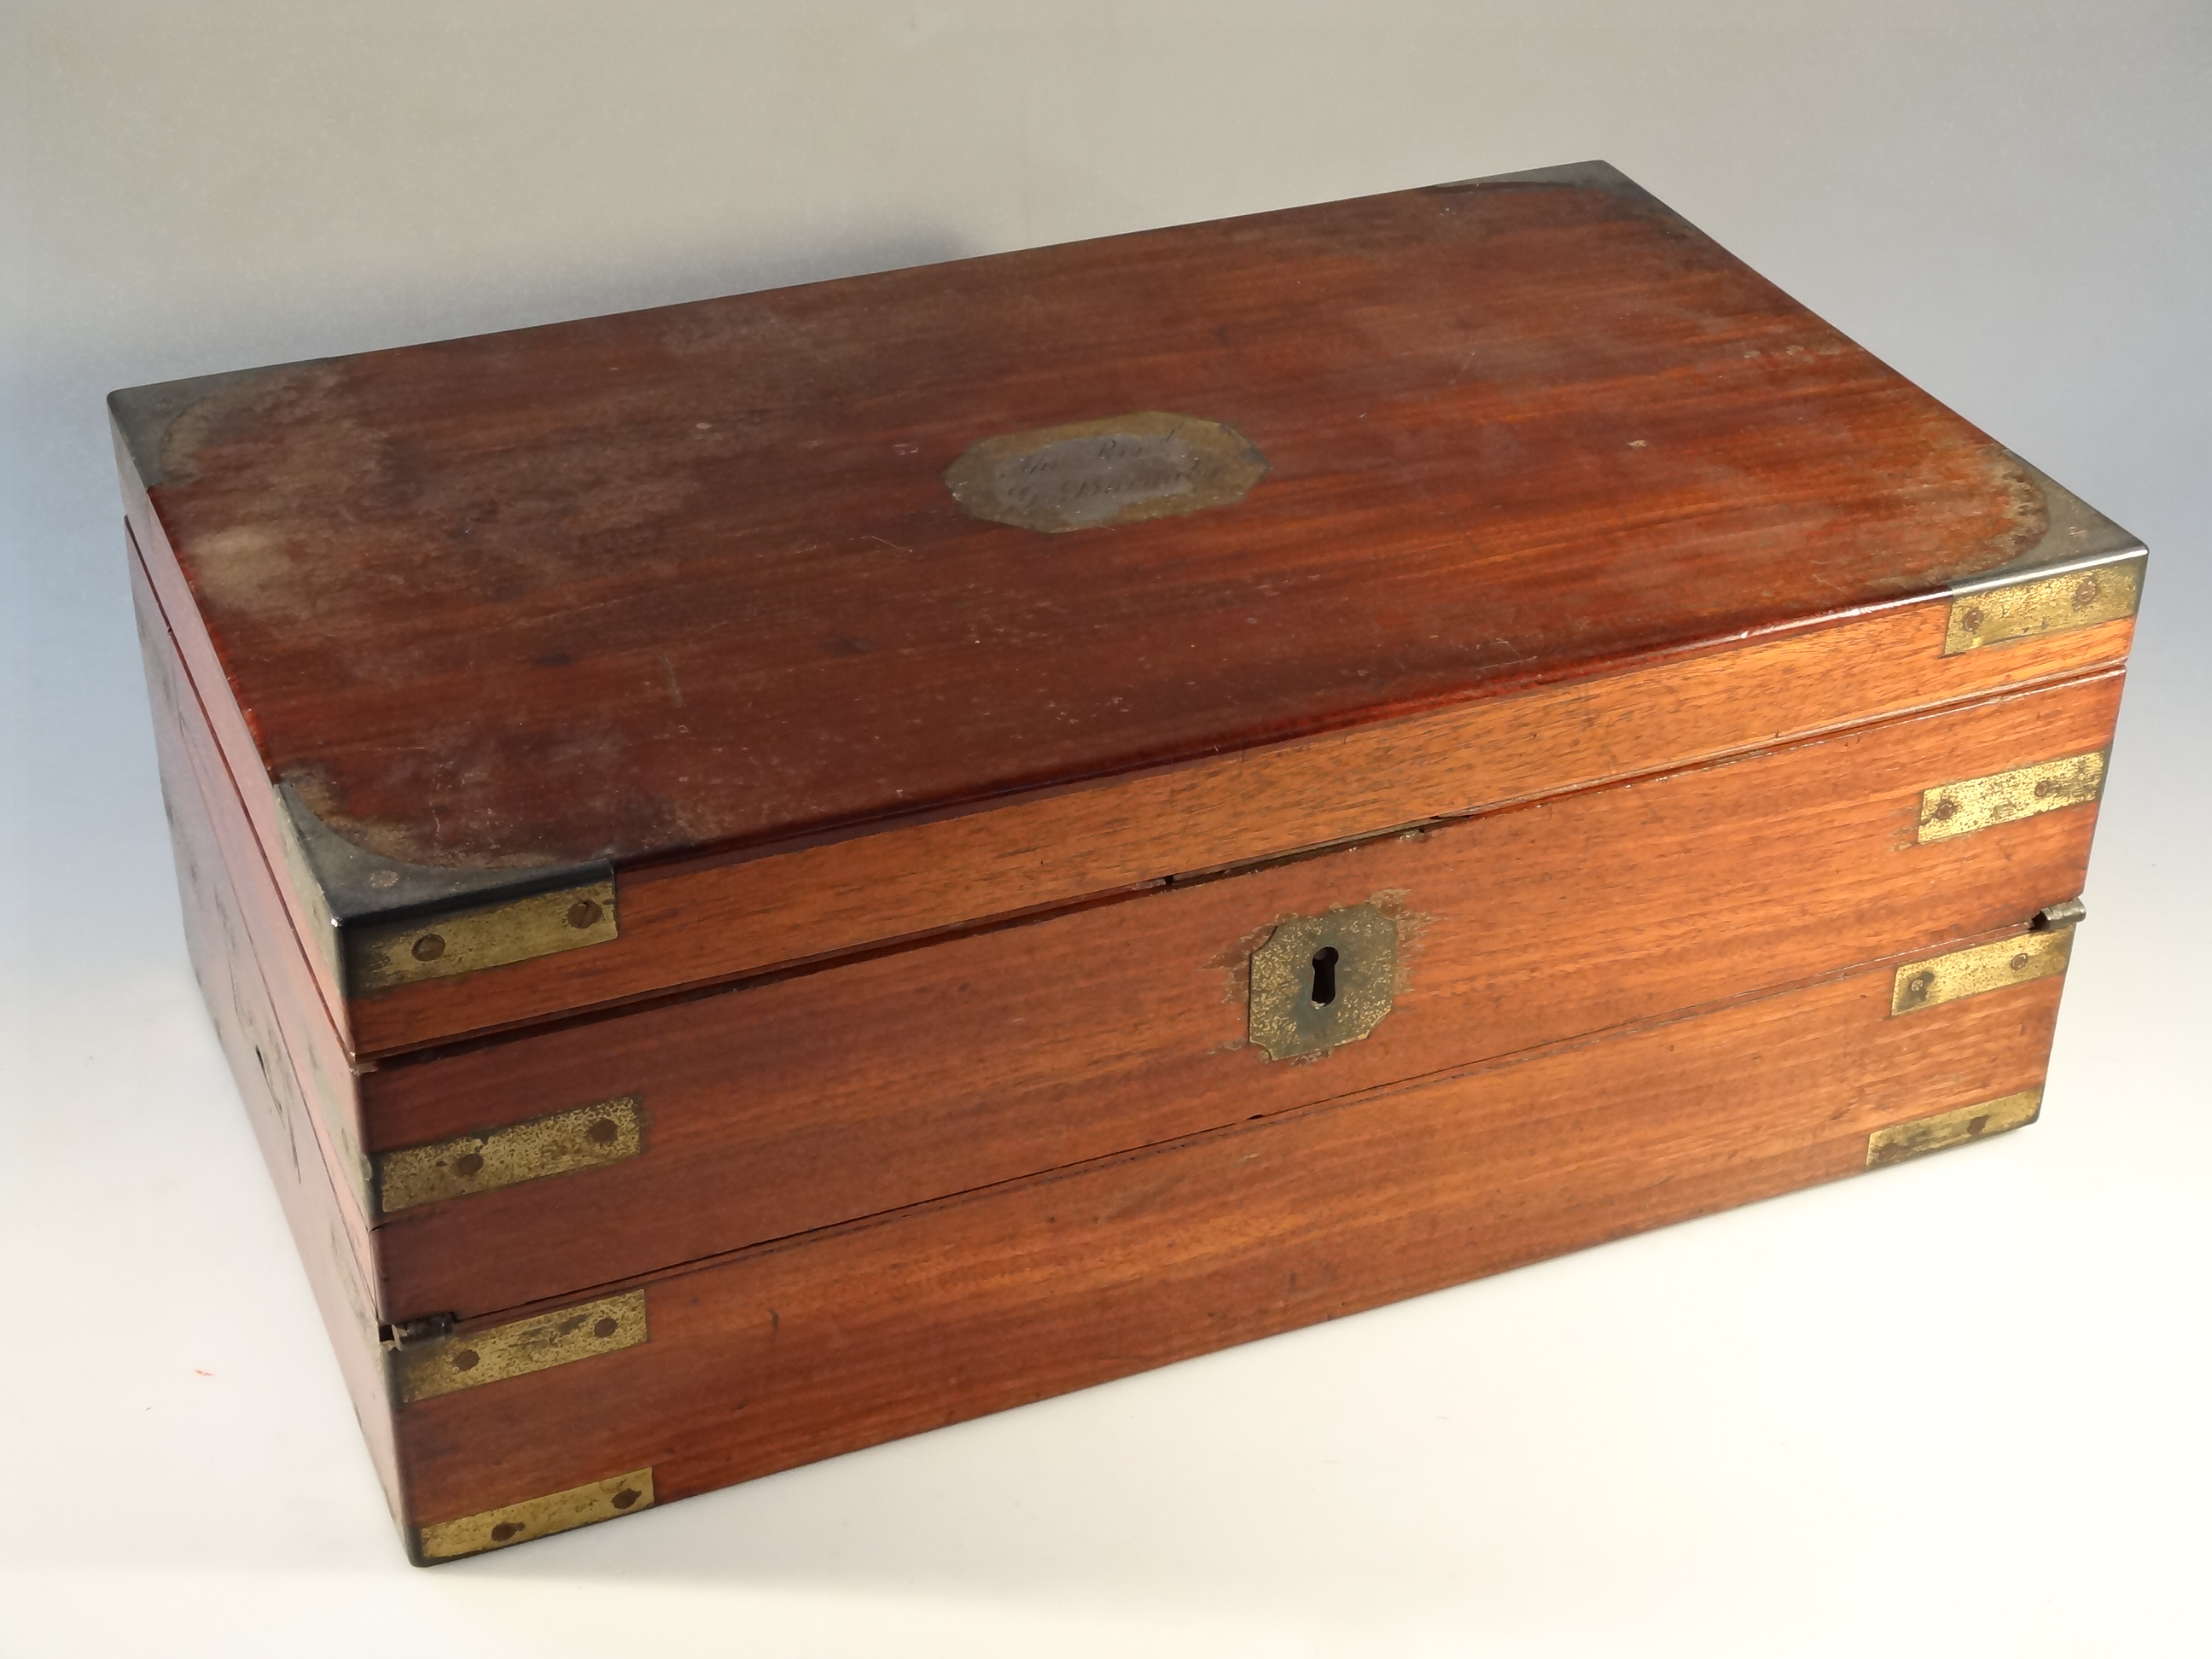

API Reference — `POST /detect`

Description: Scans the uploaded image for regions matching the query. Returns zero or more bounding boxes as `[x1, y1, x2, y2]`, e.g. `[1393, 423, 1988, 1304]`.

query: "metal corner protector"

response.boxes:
[1944, 451, 2147, 655]
[273, 782, 619, 997]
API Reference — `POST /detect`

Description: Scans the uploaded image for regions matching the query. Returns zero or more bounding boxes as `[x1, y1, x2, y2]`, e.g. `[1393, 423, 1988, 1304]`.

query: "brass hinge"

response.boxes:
[374, 1096, 643, 1214]
[1918, 751, 2106, 843]
[1866, 1088, 2043, 1167]
[391, 1289, 648, 1403]
[1891, 907, 2080, 1016]
[411, 1469, 655, 1563]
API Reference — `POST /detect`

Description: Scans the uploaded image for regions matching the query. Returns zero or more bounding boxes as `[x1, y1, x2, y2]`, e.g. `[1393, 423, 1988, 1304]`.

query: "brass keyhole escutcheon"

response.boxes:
[1248, 903, 1397, 1061]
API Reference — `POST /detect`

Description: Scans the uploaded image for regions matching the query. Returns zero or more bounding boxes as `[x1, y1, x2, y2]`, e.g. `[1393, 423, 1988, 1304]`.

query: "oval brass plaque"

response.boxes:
[943, 410, 1268, 534]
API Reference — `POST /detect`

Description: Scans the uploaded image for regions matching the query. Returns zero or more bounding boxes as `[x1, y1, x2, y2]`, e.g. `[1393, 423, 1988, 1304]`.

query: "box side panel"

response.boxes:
[346, 595, 2134, 1056]
[132, 547, 381, 1254]
[364, 669, 2118, 1320]
[132, 560, 404, 1523]
[393, 953, 2064, 1545]
[123, 504, 357, 1045]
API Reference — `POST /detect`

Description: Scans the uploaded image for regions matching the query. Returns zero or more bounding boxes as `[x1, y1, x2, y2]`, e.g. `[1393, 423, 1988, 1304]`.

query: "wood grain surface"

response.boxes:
[126, 168, 2049, 876]
[133, 546, 380, 1225]
[362, 669, 2118, 1320]
[142, 516, 2122, 1326]
[137, 474, 2133, 1059]
[132, 566, 402, 1522]
[112, 162, 2134, 1056]
[348, 597, 2134, 1057]
[111, 162, 2140, 1560]
[395, 955, 2064, 1529]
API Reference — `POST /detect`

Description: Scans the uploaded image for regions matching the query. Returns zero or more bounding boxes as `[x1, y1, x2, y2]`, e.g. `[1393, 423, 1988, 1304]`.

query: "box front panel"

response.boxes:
[392, 949, 2064, 1551]
[344, 599, 2143, 1056]
[364, 670, 2118, 1319]
[132, 527, 2117, 1564]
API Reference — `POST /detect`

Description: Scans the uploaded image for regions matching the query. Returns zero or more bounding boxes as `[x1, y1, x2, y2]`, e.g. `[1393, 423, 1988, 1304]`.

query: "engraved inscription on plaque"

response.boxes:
[943, 410, 1269, 534]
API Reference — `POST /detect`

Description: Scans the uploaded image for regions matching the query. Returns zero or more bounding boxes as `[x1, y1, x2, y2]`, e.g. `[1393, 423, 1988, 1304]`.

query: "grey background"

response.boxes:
[3, 3, 2206, 1653]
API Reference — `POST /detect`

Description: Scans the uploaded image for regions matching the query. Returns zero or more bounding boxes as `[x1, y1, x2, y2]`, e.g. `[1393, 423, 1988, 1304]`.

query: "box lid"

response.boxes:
[115, 160, 2143, 1057]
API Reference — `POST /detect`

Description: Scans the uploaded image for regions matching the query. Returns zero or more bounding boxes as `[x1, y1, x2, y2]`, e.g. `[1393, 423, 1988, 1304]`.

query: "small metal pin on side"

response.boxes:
[381, 1313, 457, 1349]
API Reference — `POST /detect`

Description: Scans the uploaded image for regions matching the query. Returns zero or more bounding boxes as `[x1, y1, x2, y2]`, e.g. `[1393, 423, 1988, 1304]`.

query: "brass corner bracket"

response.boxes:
[1866, 1089, 2043, 1167]
[411, 1469, 655, 1563]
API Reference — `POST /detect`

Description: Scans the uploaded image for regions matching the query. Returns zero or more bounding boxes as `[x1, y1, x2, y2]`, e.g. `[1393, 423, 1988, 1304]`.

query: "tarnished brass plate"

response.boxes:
[1891, 928, 2073, 1016]
[1917, 751, 2106, 843]
[1944, 556, 2144, 654]
[1249, 903, 1397, 1061]
[375, 1096, 642, 1214]
[351, 876, 618, 993]
[413, 1468, 655, 1563]
[1866, 1089, 2043, 1167]
[393, 1289, 648, 1403]
[944, 410, 1268, 533]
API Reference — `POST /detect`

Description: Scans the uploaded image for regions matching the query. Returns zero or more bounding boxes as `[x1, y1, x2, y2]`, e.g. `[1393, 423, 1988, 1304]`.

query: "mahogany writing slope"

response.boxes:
[113, 160, 2143, 1563]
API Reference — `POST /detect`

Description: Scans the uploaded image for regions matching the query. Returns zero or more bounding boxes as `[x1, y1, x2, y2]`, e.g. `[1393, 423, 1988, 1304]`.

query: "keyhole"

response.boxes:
[1310, 946, 1340, 1007]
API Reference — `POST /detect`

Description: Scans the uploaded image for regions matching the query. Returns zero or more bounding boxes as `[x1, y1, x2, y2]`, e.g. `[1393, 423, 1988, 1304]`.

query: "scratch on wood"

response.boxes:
[655, 651, 684, 709]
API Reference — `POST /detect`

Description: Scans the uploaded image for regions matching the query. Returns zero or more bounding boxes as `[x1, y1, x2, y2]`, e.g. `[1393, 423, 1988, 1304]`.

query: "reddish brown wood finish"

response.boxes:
[365, 672, 2117, 1321]
[112, 164, 2135, 1057]
[351, 600, 2134, 1057]
[134, 472, 2133, 1060]
[129, 172, 2045, 873]
[133, 549, 378, 1230]
[396, 957, 2064, 1529]
[115, 164, 2141, 1563]
[134, 573, 400, 1520]
[143, 531, 2116, 1324]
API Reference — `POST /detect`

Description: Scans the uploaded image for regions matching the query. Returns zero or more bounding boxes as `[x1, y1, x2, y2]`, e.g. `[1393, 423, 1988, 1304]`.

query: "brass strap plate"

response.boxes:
[1917, 751, 2106, 843]
[393, 1289, 648, 1403]
[1249, 902, 1398, 1061]
[413, 1468, 655, 1563]
[351, 877, 618, 993]
[375, 1096, 642, 1214]
[1891, 928, 2072, 1016]
[1943, 556, 2144, 654]
[1866, 1089, 2043, 1167]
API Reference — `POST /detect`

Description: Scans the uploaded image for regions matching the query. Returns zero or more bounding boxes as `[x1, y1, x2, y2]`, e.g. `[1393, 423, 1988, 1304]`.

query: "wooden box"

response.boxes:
[114, 160, 2143, 1563]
